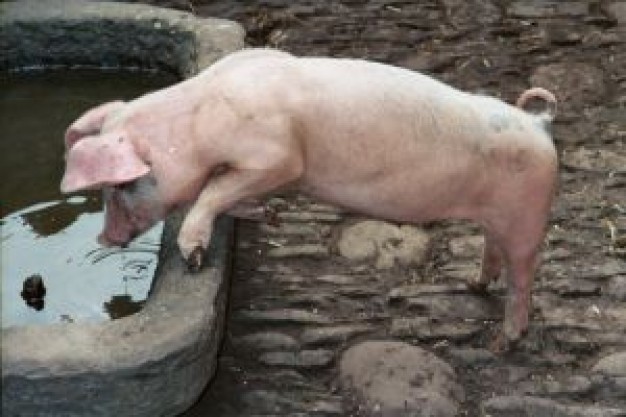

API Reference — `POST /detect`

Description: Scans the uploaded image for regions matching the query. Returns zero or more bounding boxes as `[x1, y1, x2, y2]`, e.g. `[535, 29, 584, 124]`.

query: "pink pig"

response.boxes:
[61, 48, 557, 345]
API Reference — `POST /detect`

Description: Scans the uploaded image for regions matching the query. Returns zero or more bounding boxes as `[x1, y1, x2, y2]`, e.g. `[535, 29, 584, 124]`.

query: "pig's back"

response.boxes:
[211, 51, 555, 222]
[283, 57, 492, 219]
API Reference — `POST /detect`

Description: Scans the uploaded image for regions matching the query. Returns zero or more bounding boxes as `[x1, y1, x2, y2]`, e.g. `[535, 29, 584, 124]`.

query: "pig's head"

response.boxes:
[61, 101, 169, 247]
[61, 129, 168, 246]
[97, 175, 166, 246]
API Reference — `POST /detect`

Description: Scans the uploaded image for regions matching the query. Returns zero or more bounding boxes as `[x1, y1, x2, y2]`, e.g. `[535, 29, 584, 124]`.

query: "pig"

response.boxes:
[61, 48, 558, 346]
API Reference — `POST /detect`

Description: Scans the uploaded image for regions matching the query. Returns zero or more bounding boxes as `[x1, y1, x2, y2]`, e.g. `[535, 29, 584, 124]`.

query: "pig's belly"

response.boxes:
[299, 167, 486, 224]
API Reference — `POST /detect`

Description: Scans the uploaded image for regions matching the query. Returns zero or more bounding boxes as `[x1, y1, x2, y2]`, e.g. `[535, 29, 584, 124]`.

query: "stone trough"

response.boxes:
[1, 2, 243, 416]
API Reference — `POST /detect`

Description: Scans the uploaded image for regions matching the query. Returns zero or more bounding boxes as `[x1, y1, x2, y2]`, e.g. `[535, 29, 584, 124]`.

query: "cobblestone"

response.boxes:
[258, 349, 335, 368]
[233, 331, 299, 352]
[390, 317, 483, 341]
[267, 243, 330, 259]
[300, 324, 374, 347]
[483, 395, 625, 417]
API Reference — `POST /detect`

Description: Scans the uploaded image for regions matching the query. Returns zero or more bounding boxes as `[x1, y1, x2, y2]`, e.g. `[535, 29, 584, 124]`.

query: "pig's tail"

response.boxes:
[516, 87, 557, 123]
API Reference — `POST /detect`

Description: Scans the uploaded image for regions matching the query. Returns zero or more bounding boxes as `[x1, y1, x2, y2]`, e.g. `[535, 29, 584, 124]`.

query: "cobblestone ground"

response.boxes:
[132, 1, 625, 415]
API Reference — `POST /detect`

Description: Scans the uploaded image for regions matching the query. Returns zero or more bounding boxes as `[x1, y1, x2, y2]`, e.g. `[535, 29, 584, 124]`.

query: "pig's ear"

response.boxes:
[61, 132, 150, 193]
[65, 101, 125, 150]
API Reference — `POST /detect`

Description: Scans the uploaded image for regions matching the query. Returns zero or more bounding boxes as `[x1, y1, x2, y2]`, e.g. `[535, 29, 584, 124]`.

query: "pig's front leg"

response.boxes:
[178, 152, 303, 272]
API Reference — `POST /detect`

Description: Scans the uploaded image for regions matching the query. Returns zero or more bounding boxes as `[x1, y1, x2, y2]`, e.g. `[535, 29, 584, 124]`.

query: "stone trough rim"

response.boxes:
[1, 1, 243, 415]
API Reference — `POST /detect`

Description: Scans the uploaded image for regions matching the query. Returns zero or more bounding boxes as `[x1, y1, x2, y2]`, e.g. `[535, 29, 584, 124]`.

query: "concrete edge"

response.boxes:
[1, 1, 243, 415]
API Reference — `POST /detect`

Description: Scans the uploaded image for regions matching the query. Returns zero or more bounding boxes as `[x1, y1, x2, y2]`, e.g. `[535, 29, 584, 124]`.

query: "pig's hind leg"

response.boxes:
[488, 197, 552, 350]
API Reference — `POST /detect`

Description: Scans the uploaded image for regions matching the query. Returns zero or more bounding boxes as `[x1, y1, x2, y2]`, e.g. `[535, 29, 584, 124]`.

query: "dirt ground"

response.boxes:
[129, 1, 624, 415]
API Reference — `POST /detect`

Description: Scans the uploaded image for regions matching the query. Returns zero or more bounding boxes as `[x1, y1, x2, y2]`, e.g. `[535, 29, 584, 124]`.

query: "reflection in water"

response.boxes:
[104, 294, 145, 320]
[2, 198, 163, 327]
[1, 69, 176, 328]
[20, 194, 101, 237]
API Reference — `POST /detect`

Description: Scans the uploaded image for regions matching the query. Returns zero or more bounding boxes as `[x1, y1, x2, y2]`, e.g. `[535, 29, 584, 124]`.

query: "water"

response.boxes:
[1, 69, 177, 328]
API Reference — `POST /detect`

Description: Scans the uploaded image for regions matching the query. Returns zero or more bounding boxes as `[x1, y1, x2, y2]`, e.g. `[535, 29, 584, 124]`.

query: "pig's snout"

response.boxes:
[97, 229, 136, 248]
[98, 200, 140, 248]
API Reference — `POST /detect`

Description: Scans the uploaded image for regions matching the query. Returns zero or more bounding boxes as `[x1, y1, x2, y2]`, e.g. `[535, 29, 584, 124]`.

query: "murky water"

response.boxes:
[1, 70, 177, 328]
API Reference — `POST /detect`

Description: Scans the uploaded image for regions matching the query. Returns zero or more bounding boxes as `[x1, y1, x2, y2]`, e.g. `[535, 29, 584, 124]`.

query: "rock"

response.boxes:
[388, 284, 468, 301]
[390, 317, 483, 342]
[237, 308, 332, 325]
[607, 2, 626, 25]
[448, 235, 484, 259]
[307, 202, 344, 214]
[606, 276, 626, 301]
[440, 261, 482, 283]
[592, 351, 626, 377]
[529, 63, 606, 113]
[561, 148, 626, 173]
[522, 375, 593, 396]
[267, 244, 330, 259]
[340, 341, 464, 417]
[315, 274, 360, 285]
[404, 294, 501, 320]
[233, 332, 299, 352]
[284, 292, 338, 310]
[543, 247, 573, 261]
[507, 1, 589, 18]
[337, 285, 381, 298]
[480, 365, 532, 384]
[260, 222, 329, 237]
[540, 278, 601, 297]
[541, 306, 603, 331]
[483, 395, 625, 417]
[440, 0, 500, 28]
[398, 51, 458, 73]
[277, 211, 343, 222]
[576, 259, 626, 280]
[551, 329, 599, 353]
[240, 390, 298, 415]
[529, 351, 578, 367]
[240, 389, 343, 415]
[447, 348, 496, 365]
[258, 350, 335, 368]
[549, 376, 593, 395]
[594, 331, 626, 346]
[300, 324, 374, 347]
[338, 220, 430, 269]
[309, 399, 344, 415]
[548, 25, 583, 46]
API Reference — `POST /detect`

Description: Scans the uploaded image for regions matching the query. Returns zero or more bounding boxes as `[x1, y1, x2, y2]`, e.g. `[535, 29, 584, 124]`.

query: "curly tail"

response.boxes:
[516, 87, 557, 124]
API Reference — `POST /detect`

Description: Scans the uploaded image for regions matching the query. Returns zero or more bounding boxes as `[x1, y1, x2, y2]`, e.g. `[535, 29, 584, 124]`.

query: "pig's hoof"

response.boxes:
[186, 246, 204, 273]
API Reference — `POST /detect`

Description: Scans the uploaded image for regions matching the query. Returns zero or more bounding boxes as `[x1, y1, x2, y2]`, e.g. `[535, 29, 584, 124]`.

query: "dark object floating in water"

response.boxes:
[21, 274, 46, 311]
[104, 294, 144, 320]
